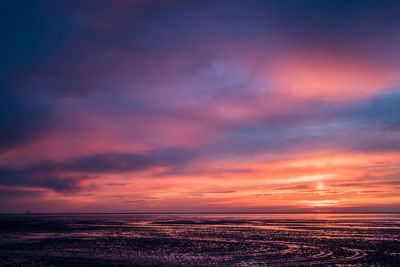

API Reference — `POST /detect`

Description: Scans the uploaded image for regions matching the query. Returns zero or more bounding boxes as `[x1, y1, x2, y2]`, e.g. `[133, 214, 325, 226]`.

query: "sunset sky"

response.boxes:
[1, 0, 400, 212]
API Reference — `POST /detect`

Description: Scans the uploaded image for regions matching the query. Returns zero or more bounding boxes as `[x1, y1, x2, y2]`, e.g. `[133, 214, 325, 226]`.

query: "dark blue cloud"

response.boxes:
[346, 90, 400, 128]
[204, 90, 400, 156]
[0, 95, 55, 151]
[30, 148, 195, 174]
[0, 167, 80, 193]
[0, 188, 43, 199]
[0, 148, 195, 192]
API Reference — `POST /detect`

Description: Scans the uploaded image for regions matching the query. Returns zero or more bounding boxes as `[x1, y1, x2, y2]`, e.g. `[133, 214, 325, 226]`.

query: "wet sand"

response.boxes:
[0, 213, 399, 266]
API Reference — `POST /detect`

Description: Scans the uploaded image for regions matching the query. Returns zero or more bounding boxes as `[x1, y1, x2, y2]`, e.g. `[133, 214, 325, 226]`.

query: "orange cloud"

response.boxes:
[28, 151, 397, 212]
[264, 52, 400, 101]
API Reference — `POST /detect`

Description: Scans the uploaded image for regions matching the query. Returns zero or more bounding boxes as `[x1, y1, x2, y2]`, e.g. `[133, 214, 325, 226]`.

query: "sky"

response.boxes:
[1, 0, 400, 212]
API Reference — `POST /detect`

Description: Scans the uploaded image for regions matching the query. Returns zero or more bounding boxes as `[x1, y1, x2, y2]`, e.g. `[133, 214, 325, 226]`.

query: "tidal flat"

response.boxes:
[0, 213, 399, 266]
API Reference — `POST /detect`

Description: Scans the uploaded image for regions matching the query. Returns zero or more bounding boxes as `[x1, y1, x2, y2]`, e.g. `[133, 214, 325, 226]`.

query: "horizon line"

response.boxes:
[1, 211, 400, 215]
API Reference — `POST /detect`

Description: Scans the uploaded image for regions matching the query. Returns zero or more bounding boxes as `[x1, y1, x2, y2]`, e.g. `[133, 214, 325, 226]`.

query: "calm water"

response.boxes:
[0, 213, 399, 266]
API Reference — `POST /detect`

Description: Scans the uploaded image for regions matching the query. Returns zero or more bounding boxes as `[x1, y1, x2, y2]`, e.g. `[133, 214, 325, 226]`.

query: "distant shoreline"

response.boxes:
[1, 212, 399, 215]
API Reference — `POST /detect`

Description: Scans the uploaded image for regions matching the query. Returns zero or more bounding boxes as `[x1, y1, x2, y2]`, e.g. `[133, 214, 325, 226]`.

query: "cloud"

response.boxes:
[0, 188, 44, 199]
[345, 90, 400, 128]
[0, 168, 80, 193]
[30, 148, 195, 173]
[0, 148, 195, 192]
[0, 95, 56, 151]
[2, 0, 400, 211]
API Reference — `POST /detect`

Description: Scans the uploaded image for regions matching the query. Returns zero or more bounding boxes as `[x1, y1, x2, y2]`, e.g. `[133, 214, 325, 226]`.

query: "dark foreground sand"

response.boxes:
[0, 213, 399, 266]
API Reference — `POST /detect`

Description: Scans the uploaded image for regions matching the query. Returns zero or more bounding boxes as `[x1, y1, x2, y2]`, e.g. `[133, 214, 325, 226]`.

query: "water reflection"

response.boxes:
[0, 213, 399, 266]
